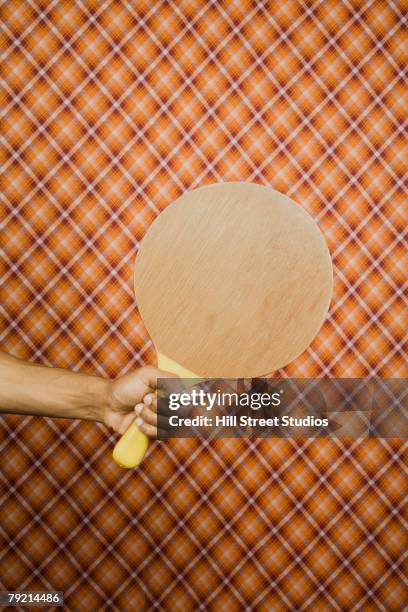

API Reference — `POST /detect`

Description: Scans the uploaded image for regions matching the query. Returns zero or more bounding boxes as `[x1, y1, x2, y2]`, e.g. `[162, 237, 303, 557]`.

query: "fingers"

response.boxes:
[134, 417, 157, 438]
[135, 401, 156, 426]
[133, 398, 157, 437]
[117, 411, 137, 435]
[143, 392, 157, 413]
[133, 393, 171, 438]
[109, 370, 178, 437]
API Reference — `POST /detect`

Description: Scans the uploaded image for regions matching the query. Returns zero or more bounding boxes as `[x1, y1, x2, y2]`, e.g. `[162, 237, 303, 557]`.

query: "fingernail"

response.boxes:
[144, 393, 153, 406]
[134, 403, 144, 414]
[135, 417, 143, 428]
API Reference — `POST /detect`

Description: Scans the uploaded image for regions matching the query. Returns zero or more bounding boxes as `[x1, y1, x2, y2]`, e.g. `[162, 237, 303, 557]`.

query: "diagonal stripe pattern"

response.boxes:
[0, 0, 407, 610]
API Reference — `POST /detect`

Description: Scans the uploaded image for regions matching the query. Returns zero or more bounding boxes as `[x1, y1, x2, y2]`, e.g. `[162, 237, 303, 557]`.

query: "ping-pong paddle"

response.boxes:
[113, 182, 332, 467]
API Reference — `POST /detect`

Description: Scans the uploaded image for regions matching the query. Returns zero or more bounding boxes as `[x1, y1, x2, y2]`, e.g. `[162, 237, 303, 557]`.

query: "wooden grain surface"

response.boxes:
[134, 182, 332, 377]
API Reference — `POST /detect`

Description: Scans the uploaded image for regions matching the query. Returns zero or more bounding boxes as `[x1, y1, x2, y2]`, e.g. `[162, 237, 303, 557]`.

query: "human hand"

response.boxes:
[103, 366, 174, 435]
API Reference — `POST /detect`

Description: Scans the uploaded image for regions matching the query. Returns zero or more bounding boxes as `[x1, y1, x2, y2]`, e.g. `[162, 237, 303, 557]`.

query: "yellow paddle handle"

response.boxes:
[112, 422, 149, 468]
[112, 353, 200, 468]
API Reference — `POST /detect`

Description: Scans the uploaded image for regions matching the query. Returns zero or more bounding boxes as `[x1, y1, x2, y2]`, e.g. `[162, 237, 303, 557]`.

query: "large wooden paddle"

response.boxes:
[113, 182, 332, 467]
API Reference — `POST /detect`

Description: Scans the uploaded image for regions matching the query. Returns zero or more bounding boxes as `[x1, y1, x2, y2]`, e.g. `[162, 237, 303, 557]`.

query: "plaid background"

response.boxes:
[1, 0, 407, 610]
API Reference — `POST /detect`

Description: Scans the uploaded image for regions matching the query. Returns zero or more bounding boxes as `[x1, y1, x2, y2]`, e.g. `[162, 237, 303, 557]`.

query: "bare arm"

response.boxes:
[0, 351, 171, 435]
[0, 351, 106, 422]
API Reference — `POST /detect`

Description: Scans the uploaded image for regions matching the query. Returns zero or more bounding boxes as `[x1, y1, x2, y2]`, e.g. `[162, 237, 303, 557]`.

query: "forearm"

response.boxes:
[0, 351, 108, 422]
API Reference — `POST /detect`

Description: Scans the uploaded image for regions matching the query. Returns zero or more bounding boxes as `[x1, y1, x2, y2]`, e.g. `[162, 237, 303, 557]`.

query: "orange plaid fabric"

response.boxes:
[1, 0, 407, 610]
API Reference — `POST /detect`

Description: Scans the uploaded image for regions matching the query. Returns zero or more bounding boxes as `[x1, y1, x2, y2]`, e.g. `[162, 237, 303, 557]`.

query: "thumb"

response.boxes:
[117, 411, 137, 435]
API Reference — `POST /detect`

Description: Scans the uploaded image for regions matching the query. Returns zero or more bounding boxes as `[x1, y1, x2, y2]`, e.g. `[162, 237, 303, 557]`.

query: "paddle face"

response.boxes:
[134, 182, 332, 378]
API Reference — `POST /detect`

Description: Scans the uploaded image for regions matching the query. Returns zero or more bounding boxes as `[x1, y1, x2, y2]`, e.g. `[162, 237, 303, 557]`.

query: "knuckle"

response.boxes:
[141, 365, 156, 375]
